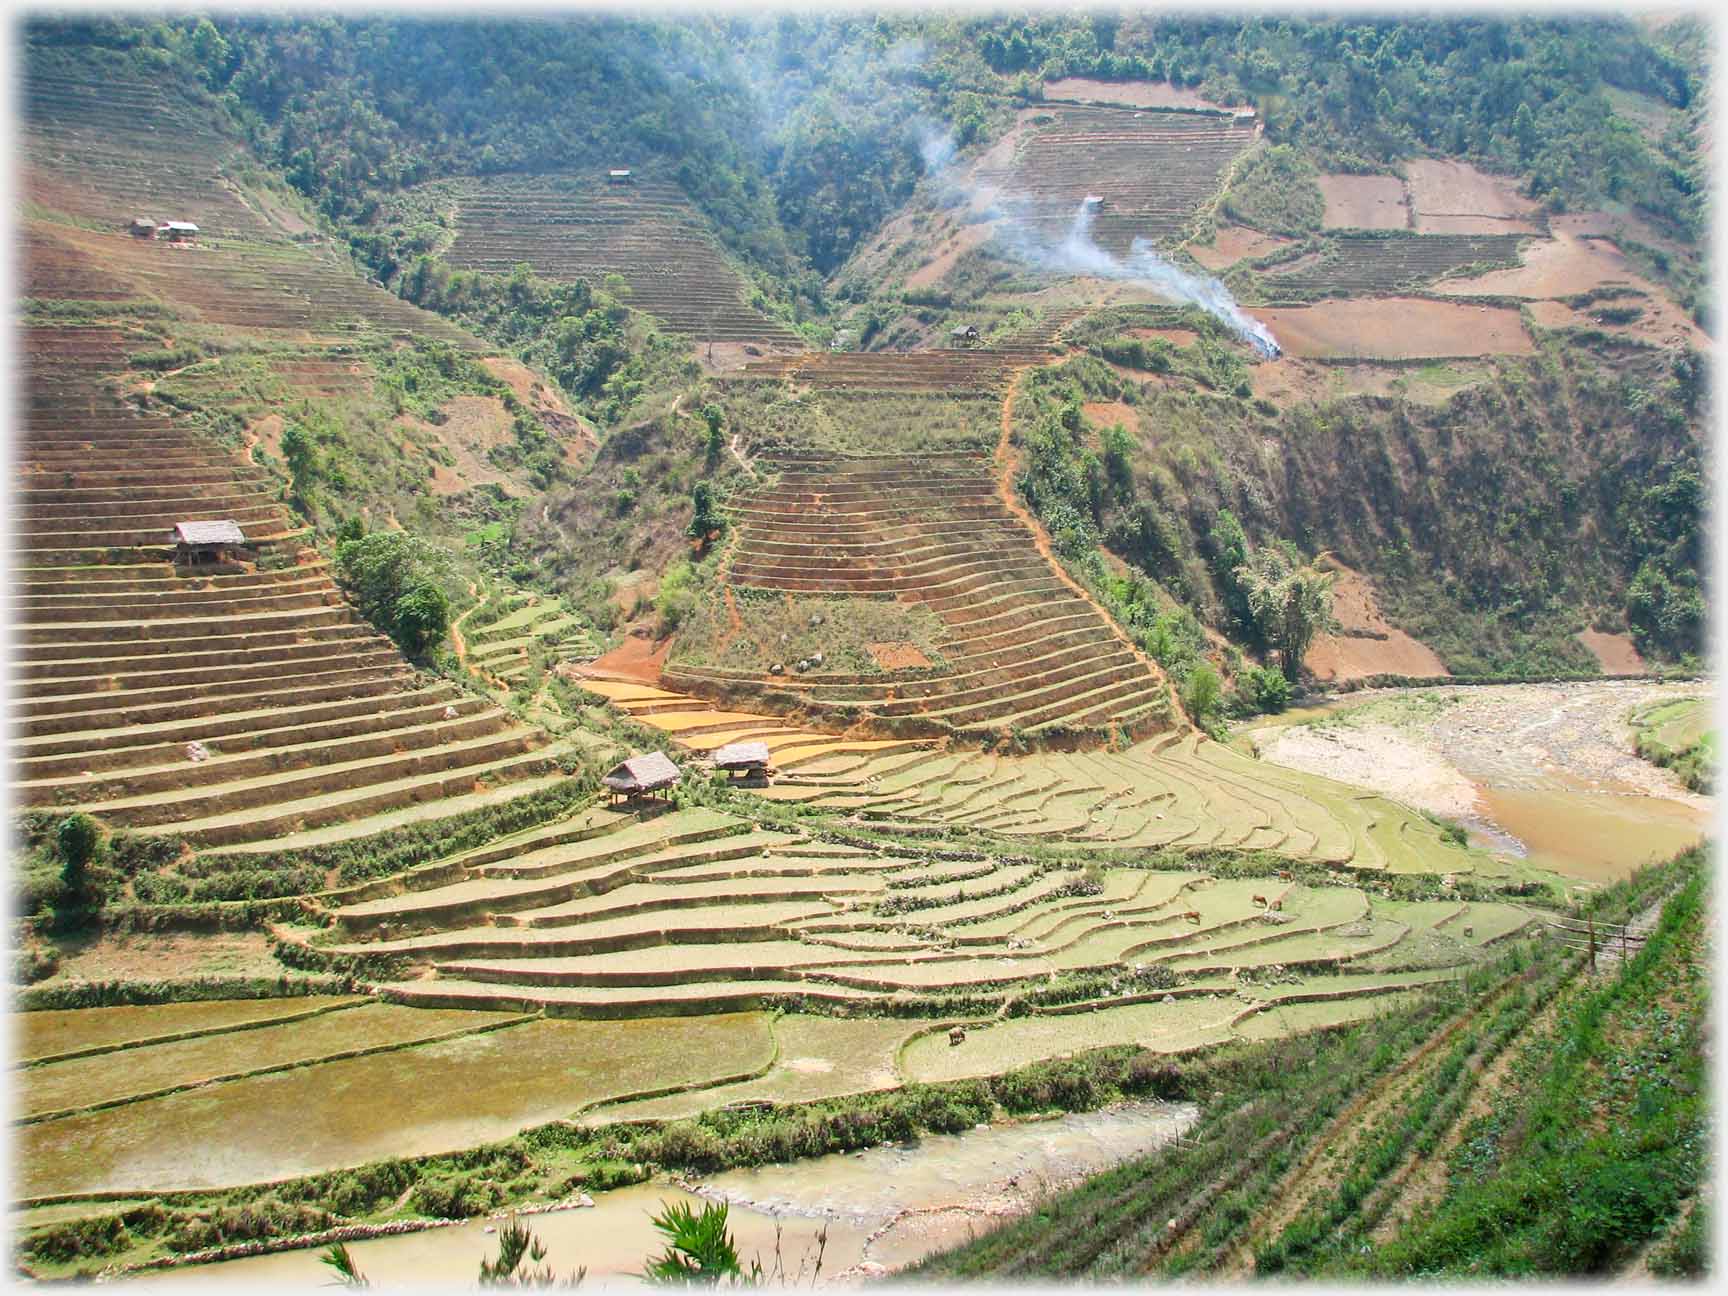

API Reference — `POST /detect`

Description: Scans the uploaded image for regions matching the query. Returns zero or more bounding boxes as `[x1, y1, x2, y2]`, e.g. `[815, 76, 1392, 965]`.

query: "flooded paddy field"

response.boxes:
[17, 1012, 772, 1198]
[122, 1101, 1198, 1289]
[16, 994, 366, 1063]
[14, 679, 1705, 1282]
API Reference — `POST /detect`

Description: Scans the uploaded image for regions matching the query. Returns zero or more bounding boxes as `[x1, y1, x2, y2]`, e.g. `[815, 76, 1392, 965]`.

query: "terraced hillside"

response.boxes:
[10, 331, 563, 851]
[436, 174, 801, 345]
[23, 65, 479, 349]
[663, 453, 1177, 743]
[1254, 232, 1528, 302]
[461, 592, 604, 687]
[304, 797, 1530, 1022]
[580, 679, 1515, 878]
[732, 344, 1051, 393]
[973, 104, 1260, 255]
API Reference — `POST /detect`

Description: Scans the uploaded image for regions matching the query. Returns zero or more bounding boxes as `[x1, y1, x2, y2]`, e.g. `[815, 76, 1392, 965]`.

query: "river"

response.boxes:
[122, 1102, 1196, 1289]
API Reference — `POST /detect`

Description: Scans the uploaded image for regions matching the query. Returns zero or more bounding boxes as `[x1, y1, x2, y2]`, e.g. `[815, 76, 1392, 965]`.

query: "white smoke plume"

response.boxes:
[1045, 203, 1280, 358]
[915, 121, 957, 174]
[917, 123, 1280, 358]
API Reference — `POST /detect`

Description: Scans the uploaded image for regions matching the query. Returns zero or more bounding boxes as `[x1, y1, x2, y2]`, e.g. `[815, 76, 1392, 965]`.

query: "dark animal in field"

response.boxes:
[949, 1026, 967, 1046]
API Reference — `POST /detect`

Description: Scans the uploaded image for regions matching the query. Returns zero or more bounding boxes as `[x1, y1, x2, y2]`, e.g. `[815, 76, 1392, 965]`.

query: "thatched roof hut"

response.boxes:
[174, 519, 245, 564]
[710, 740, 771, 775]
[602, 751, 680, 801]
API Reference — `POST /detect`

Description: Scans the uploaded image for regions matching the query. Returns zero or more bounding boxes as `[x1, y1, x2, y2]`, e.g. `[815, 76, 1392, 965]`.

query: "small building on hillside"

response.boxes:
[159, 221, 200, 243]
[710, 740, 771, 781]
[1082, 194, 1106, 213]
[607, 168, 634, 185]
[128, 217, 158, 238]
[949, 323, 980, 346]
[602, 751, 680, 804]
[174, 519, 246, 565]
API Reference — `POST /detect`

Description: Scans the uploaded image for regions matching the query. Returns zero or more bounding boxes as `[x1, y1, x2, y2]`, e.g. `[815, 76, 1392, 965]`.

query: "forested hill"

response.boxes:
[27, 12, 1708, 316]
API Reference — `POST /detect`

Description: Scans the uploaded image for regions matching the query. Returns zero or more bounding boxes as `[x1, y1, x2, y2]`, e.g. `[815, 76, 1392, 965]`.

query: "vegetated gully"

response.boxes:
[132, 1105, 1198, 1288]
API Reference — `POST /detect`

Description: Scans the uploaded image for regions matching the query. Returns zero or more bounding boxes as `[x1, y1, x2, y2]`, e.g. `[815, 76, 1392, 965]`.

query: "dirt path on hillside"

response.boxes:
[450, 581, 479, 671]
[993, 369, 1186, 728]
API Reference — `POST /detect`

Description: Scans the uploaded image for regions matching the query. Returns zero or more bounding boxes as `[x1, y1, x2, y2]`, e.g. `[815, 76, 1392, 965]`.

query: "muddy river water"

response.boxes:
[1248, 681, 1712, 884]
[128, 1102, 1196, 1289]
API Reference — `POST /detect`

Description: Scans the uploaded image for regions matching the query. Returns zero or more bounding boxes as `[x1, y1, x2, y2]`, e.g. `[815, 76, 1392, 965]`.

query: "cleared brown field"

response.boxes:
[1042, 77, 1251, 112]
[1303, 564, 1449, 682]
[1405, 160, 1543, 235]
[1576, 629, 1646, 675]
[1188, 224, 1294, 270]
[1318, 175, 1409, 230]
[1253, 299, 1533, 360]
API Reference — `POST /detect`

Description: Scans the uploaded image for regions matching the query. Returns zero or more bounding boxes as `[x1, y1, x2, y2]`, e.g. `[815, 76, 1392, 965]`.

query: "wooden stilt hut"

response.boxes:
[602, 751, 680, 806]
[710, 740, 772, 783]
[174, 519, 246, 565]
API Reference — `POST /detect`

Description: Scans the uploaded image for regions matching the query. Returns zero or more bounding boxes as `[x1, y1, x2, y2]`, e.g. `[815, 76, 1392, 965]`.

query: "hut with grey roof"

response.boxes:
[602, 751, 680, 804]
[174, 519, 246, 566]
[710, 740, 771, 781]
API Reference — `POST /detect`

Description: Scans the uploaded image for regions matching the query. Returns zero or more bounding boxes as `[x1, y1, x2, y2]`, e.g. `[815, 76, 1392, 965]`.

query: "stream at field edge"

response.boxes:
[121, 1101, 1197, 1289]
[1246, 681, 1711, 884]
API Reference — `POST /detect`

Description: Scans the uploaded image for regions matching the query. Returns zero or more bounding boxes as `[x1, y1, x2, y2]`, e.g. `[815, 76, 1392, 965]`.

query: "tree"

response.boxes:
[56, 813, 101, 895]
[1209, 509, 1252, 635]
[1234, 543, 1336, 681]
[688, 482, 723, 552]
[1183, 663, 1224, 731]
[702, 403, 725, 466]
[393, 582, 451, 658]
[334, 531, 454, 660]
[279, 422, 319, 513]
[477, 1217, 583, 1287]
[1100, 423, 1135, 501]
[52, 813, 104, 930]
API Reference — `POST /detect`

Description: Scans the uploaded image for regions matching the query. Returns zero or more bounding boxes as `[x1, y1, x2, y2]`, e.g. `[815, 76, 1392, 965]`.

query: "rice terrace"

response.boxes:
[7, 8, 1713, 1289]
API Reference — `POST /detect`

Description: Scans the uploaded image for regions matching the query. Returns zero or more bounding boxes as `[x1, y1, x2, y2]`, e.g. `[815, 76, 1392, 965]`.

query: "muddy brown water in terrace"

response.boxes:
[123, 1102, 1196, 1289]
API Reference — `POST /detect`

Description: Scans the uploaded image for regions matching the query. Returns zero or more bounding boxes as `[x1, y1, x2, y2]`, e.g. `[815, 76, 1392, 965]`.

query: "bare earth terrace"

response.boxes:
[663, 452, 1176, 744]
